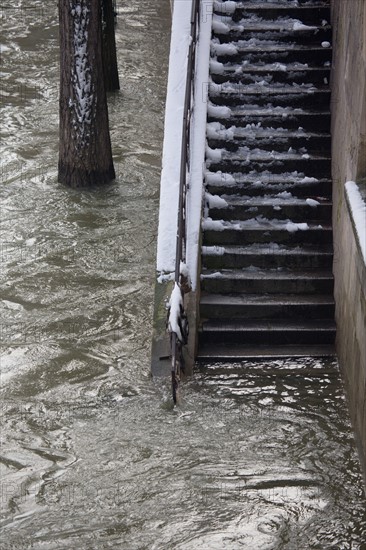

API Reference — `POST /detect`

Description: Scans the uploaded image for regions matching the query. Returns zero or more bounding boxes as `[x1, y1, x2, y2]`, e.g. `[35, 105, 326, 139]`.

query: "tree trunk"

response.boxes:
[58, 0, 115, 187]
[101, 0, 120, 91]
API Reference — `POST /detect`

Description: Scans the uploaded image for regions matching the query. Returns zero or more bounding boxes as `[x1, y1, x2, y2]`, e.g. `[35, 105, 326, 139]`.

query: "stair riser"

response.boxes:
[209, 159, 331, 177]
[200, 330, 335, 346]
[201, 278, 334, 295]
[209, 204, 332, 222]
[215, 29, 332, 44]
[202, 253, 333, 270]
[211, 70, 330, 86]
[209, 92, 331, 109]
[215, 50, 332, 66]
[206, 182, 332, 198]
[207, 136, 331, 154]
[200, 303, 335, 321]
[200, 330, 336, 346]
[208, 114, 331, 133]
[203, 229, 332, 246]
[216, 7, 330, 24]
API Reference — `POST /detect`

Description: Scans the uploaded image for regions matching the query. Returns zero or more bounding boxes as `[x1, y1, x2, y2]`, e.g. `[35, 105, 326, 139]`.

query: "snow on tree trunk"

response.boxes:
[58, 0, 115, 187]
[101, 0, 120, 91]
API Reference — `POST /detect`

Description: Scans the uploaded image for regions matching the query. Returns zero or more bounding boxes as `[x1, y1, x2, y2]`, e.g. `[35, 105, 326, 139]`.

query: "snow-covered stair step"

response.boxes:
[209, 84, 330, 109]
[207, 125, 331, 153]
[212, 41, 332, 65]
[202, 244, 333, 270]
[206, 150, 331, 177]
[201, 268, 334, 294]
[207, 104, 331, 132]
[214, 2, 330, 24]
[210, 63, 330, 86]
[205, 171, 332, 198]
[199, 319, 336, 346]
[208, 196, 332, 222]
[200, 293, 335, 320]
[202, 220, 332, 245]
[212, 19, 331, 44]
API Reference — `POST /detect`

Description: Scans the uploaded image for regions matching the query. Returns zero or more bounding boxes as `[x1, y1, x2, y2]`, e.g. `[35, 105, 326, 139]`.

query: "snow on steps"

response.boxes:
[198, 0, 335, 358]
[207, 196, 332, 222]
[207, 104, 331, 132]
[211, 41, 333, 65]
[206, 123, 331, 153]
[205, 171, 332, 197]
[202, 244, 333, 270]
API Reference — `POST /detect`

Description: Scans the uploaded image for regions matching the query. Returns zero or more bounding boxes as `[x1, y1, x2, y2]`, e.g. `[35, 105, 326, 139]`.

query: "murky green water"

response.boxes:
[1, 1, 365, 548]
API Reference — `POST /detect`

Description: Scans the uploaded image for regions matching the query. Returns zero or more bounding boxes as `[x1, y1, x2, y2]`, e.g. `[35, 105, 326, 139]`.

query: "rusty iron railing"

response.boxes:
[170, 0, 200, 404]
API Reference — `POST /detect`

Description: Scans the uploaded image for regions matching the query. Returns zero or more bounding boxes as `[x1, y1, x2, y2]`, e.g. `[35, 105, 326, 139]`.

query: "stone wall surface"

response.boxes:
[331, 0, 366, 485]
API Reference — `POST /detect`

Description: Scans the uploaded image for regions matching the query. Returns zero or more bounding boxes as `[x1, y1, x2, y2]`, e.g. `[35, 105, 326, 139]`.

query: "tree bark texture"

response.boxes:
[101, 0, 120, 91]
[58, 0, 115, 187]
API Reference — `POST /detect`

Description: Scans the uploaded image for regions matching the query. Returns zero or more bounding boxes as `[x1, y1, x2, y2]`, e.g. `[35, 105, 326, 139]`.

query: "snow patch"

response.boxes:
[212, 18, 230, 34]
[207, 102, 232, 119]
[345, 181, 366, 264]
[293, 21, 317, 31]
[205, 193, 228, 209]
[202, 218, 227, 231]
[206, 121, 234, 140]
[206, 171, 236, 186]
[206, 144, 223, 162]
[211, 41, 238, 56]
[210, 59, 225, 75]
[306, 198, 320, 207]
[69, 1, 95, 147]
[157, 272, 174, 284]
[202, 245, 225, 256]
[156, 1, 192, 274]
[167, 283, 184, 342]
[214, 0, 237, 15]
[286, 221, 309, 233]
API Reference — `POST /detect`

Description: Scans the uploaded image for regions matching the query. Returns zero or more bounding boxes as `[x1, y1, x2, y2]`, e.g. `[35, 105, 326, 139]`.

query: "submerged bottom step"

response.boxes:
[197, 344, 336, 361]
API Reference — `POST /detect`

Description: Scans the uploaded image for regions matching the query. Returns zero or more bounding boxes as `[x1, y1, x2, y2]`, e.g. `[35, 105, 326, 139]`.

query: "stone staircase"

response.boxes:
[198, 0, 335, 360]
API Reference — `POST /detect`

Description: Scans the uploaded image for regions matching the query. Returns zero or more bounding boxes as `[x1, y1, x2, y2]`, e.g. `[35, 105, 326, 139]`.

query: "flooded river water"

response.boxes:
[1, 1, 366, 548]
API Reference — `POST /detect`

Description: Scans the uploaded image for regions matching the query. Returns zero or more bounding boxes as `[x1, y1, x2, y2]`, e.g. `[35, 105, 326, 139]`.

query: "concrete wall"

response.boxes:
[330, 0, 366, 485]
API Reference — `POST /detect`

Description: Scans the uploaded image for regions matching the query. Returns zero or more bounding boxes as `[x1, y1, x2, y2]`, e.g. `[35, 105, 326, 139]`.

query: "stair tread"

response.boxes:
[202, 219, 332, 231]
[196, 344, 336, 360]
[207, 124, 330, 139]
[209, 196, 332, 206]
[212, 64, 330, 74]
[212, 18, 330, 34]
[200, 319, 336, 331]
[210, 83, 329, 94]
[213, 42, 331, 52]
[202, 243, 333, 254]
[200, 293, 335, 305]
[201, 268, 333, 280]
[216, 2, 331, 10]
[209, 152, 331, 161]
[206, 170, 331, 183]
[208, 103, 330, 117]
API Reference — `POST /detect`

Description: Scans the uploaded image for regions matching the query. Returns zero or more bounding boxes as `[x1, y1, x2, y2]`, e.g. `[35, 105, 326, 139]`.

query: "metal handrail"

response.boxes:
[171, 0, 200, 404]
